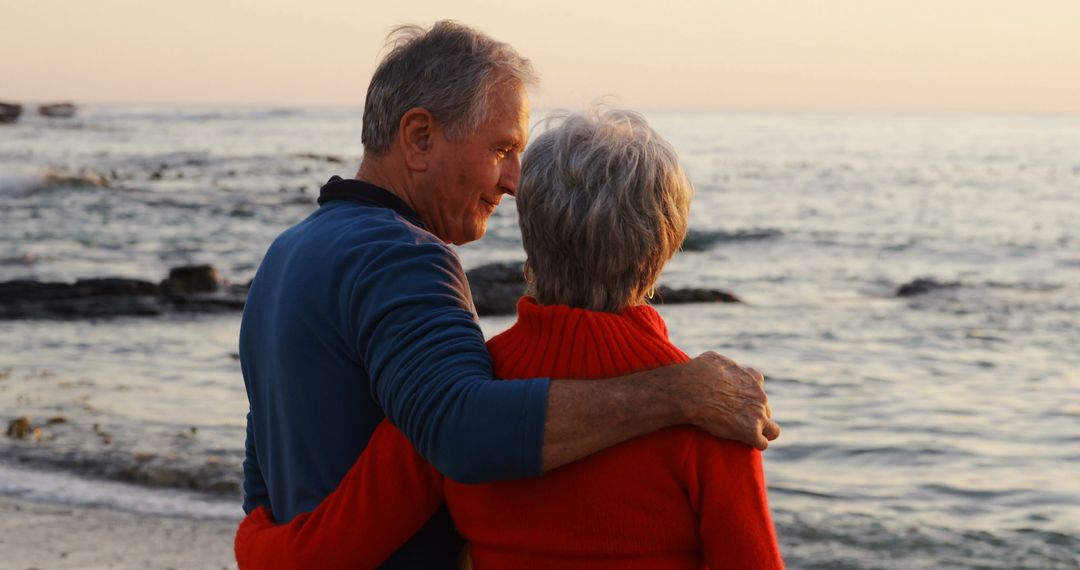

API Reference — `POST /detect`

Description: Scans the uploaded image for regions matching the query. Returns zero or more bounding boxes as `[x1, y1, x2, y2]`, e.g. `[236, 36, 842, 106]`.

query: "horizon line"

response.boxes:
[4, 97, 1079, 117]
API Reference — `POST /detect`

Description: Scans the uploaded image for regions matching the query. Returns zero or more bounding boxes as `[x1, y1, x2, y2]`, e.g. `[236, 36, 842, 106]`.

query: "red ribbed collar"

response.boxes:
[487, 297, 689, 381]
[513, 296, 669, 337]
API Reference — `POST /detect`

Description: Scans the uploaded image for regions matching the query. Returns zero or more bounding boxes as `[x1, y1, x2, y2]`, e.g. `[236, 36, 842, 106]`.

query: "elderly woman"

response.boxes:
[235, 109, 783, 569]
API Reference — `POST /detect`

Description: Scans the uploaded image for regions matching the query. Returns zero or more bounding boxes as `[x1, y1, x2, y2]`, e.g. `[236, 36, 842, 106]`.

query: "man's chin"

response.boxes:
[445, 228, 485, 246]
[463, 221, 488, 244]
[462, 229, 486, 245]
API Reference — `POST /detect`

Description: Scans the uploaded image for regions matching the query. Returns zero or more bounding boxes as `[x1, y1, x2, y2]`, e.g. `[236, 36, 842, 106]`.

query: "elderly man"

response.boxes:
[239, 21, 779, 568]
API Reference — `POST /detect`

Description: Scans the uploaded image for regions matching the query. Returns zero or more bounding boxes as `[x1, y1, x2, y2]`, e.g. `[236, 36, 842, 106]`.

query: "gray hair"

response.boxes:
[361, 21, 538, 154]
[517, 108, 693, 313]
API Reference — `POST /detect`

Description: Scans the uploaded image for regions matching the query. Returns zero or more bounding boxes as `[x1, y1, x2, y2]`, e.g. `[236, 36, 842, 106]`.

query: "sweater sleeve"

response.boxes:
[234, 420, 445, 570]
[350, 239, 549, 484]
[684, 432, 784, 569]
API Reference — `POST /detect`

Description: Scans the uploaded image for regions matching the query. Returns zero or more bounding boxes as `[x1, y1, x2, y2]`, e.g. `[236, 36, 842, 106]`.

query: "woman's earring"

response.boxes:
[523, 264, 533, 284]
[646, 288, 655, 300]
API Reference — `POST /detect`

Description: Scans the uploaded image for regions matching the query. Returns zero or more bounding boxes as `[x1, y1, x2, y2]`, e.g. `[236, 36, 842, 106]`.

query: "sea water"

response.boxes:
[1, 106, 1078, 569]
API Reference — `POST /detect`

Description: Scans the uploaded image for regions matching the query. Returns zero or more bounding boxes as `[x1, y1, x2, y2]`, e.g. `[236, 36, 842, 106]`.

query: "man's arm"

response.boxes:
[354, 239, 778, 482]
[353, 239, 548, 484]
[542, 354, 779, 471]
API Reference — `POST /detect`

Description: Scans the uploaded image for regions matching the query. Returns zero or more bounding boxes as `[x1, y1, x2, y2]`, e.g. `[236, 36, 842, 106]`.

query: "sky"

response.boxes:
[2, 0, 1079, 113]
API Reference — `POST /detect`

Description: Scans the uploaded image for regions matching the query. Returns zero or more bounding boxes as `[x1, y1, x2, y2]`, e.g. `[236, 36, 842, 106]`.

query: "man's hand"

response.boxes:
[541, 352, 780, 472]
[678, 352, 781, 450]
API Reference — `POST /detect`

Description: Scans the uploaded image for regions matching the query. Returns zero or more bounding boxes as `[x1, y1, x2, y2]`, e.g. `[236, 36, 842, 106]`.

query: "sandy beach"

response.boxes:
[0, 496, 238, 570]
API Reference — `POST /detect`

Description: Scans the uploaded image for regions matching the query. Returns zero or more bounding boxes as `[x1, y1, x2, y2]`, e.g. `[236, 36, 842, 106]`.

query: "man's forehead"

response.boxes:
[489, 83, 530, 140]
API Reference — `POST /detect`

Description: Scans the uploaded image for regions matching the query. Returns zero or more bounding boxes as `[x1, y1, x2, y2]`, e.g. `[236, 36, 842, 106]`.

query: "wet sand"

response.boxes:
[0, 496, 237, 570]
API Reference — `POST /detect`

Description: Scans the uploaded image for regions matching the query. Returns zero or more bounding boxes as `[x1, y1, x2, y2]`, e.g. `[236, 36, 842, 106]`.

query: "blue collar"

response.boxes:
[317, 176, 427, 230]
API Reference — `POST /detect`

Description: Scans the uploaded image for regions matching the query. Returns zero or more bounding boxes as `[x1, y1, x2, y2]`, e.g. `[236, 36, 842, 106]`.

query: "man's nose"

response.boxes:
[499, 154, 522, 197]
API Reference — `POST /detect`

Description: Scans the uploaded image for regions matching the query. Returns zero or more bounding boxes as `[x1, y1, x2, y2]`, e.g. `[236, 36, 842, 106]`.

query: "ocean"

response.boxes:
[1, 105, 1078, 569]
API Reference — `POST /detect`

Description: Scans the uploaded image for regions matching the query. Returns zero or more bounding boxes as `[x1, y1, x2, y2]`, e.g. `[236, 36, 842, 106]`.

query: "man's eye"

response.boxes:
[494, 147, 511, 159]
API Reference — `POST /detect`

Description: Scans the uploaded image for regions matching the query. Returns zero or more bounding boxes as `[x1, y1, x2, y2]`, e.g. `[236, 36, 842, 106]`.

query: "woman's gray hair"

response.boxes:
[361, 21, 538, 154]
[518, 108, 693, 313]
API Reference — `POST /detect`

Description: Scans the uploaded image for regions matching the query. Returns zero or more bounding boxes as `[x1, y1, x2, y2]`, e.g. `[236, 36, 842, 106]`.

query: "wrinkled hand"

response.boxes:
[681, 352, 780, 450]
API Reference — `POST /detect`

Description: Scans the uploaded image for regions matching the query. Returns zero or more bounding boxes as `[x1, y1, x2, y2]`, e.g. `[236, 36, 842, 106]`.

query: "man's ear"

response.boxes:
[398, 107, 435, 172]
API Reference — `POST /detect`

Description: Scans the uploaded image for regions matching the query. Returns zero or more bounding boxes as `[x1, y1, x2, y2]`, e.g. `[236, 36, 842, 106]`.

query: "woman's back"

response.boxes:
[445, 298, 782, 569]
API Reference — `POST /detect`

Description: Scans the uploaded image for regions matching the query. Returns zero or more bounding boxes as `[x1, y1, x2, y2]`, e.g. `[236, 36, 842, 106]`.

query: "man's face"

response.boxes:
[424, 81, 530, 245]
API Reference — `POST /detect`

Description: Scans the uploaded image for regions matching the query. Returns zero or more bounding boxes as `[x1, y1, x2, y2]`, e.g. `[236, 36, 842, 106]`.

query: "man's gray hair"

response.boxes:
[517, 108, 693, 313]
[361, 21, 538, 154]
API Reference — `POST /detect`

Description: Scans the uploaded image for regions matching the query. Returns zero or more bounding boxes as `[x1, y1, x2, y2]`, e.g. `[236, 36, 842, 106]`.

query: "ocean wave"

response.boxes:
[0, 253, 45, 266]
[0, 461, 239, 521]
[918, 483, 1026, 501]
[0, 174, 45, 197]
[843, 445, 972, 460]
[983, 280, 1067, 292]
[0, 170, 113, 197]
[1, 430, 240, 496]
[774, 509, 1080, 570]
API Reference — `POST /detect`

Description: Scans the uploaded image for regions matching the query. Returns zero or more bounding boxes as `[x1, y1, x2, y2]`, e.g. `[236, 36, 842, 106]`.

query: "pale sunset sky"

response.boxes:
[3, 0, 1078, 113]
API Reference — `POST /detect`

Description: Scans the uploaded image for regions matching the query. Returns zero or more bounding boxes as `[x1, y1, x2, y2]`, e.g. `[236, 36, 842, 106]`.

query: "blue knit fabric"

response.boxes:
[240, 182, 548, 566]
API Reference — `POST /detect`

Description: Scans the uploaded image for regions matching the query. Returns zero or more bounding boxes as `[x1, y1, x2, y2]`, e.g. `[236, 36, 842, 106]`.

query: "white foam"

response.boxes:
[0, 462, 242, 521]
[0, 172, 43, 197]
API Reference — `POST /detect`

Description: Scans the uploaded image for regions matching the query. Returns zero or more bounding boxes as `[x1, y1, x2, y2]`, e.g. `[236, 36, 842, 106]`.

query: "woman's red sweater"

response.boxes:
[235, 297, 783, 569]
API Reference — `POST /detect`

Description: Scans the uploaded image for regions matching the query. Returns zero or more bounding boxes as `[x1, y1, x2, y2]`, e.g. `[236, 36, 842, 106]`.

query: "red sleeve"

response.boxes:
[234, 420, 445, 570]
[684, 432, 784, 569]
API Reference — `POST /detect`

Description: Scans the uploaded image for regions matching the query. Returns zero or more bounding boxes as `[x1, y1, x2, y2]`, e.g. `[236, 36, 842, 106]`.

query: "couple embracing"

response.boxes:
[235, 21, 783, 569]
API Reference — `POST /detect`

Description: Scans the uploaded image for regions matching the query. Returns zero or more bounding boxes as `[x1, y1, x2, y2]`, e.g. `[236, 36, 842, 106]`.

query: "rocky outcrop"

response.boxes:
[466, 262, 528, 316]
[161, 265, 220, 294]
[0, 102, 22, 124]
[681, 228, 783, 252]
[896, 278, 961, 297]
[466, 261, 742, 316]
[654, 286, 741, 304]
[1, 261, 743, 320]
[291, 153, 345, 164]
[38, 102, 76, 118]
[0, 266, 246, 320]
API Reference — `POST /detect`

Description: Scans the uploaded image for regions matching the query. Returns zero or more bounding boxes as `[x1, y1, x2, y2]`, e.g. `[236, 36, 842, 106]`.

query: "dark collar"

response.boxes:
[317, 176, 426, 229]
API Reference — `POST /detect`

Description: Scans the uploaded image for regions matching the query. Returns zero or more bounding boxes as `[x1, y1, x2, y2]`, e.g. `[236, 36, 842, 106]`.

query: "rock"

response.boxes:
[166, 294, 245, 313]
[0, 280, 67, 304]
[0, 260, 742, 320]
[36, 171, 110, 191]
[0, 102, 22, 124]
[6, 417, 33, 439]
[0, 278, 160, 304]
[897, 278, 961, 297]
[681, 228, 783, 252]
[0, 265, 245, 320]
[162, 265, 220, 294]
[229, 205, 257, 218]
[292, 153, 345, 164]
[653, 286, 742, 304]
[74, 278, 161, 297]
[466, 262, 526, 316]
[465, 261, 742, 316]
[38, 102, 76, 118]
[0, 295, 166, 319]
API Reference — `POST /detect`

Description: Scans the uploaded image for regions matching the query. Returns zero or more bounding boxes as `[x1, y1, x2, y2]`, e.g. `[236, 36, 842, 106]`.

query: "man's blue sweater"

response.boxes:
[240, 177, 549, 567]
